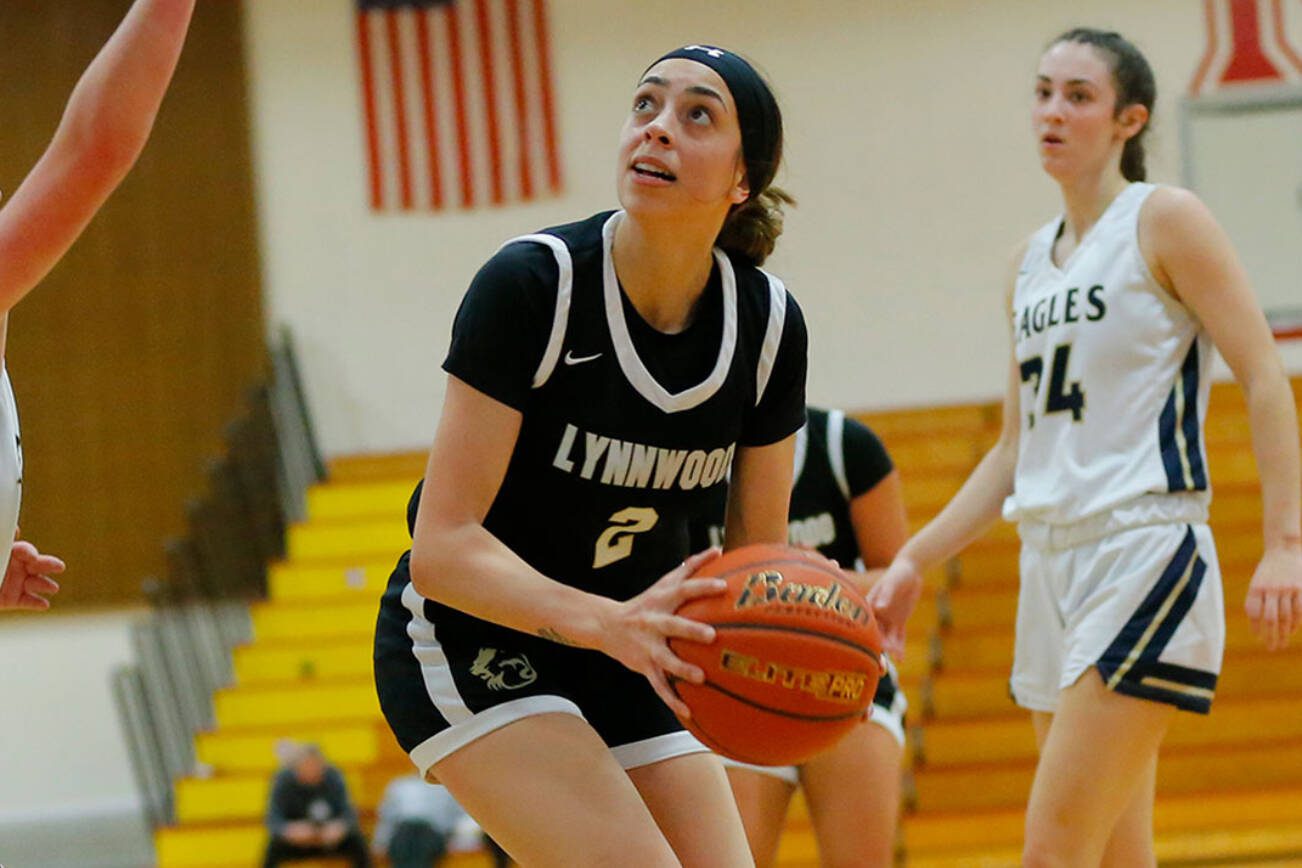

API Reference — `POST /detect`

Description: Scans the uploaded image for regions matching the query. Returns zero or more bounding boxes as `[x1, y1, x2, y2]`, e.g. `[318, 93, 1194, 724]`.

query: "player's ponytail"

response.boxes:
[716, 185, 794, 268]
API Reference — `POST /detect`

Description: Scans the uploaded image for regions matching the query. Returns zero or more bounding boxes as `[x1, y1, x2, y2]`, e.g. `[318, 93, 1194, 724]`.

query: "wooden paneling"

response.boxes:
[0, 1, 264, 606]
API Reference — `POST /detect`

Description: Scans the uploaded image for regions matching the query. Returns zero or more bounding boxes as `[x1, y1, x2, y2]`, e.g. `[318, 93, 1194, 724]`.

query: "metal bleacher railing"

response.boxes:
[111, 328, 325, 827]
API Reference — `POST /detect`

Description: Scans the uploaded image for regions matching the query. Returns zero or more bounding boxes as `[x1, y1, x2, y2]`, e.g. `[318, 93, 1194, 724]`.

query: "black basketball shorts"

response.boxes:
[373, 552, 708, 780]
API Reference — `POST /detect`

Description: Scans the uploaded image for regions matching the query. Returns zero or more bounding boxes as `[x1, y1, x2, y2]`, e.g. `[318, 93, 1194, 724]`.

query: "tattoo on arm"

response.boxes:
[536, 627, 583, 647]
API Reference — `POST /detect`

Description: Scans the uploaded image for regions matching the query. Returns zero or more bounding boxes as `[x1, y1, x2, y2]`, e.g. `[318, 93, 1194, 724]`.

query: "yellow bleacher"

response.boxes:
[155, 378, 1302, 866]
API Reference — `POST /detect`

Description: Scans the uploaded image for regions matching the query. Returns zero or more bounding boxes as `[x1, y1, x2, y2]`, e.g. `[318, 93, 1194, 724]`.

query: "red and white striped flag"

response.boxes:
[354, 0, 563, 211]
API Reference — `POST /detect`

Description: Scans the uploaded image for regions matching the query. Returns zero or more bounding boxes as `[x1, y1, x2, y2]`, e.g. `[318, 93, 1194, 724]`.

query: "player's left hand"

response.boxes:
[0, 540, 65, 611]
[865, 555, 922, 660]
[1245, 545, 1302, 651]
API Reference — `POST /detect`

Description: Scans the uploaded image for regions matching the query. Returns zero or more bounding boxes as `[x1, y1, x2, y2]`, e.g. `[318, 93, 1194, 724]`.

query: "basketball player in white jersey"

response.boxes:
[869, 28, 1301, 867]
[374, 46, 807, 867]
[0, 0, 196, 612]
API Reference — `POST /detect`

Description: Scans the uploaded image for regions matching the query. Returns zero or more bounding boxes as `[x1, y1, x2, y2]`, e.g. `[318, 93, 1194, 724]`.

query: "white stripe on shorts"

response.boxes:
[400, 582, 473, 724]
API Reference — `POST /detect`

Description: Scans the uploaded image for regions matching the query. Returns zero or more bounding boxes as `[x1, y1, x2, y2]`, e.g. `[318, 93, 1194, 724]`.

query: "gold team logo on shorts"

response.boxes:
[720, 650, 867, 704]
[469, 648, 538, 691]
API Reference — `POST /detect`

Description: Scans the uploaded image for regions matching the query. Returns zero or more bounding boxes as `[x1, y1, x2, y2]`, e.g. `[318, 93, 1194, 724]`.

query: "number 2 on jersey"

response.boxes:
[1019, 343, 1085, 427]
[593, 507, 659, 568]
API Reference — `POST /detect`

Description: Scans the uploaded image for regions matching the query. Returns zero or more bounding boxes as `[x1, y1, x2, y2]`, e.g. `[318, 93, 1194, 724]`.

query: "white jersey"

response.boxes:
[0, 367, 21, 562]
[1003, 183, 1212, 525]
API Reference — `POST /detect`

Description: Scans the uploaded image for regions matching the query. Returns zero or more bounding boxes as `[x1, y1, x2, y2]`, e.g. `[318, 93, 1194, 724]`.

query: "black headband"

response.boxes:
[645, 45, 781, 194]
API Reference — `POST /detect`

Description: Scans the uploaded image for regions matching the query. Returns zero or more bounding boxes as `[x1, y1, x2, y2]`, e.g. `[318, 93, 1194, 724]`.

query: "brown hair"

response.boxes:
[716, 185, 795, 268]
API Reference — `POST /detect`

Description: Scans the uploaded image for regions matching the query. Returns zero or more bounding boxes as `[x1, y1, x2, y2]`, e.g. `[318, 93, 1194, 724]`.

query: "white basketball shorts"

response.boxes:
[1011, 496, 1224, 714]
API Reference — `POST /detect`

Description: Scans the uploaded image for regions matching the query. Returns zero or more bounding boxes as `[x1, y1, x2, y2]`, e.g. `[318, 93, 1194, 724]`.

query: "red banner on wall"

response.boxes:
[1189, 0, 1302, 95]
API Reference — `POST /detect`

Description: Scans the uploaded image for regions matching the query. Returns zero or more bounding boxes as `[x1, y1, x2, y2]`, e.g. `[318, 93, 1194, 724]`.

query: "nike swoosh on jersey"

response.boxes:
[564, 350, 602, 365]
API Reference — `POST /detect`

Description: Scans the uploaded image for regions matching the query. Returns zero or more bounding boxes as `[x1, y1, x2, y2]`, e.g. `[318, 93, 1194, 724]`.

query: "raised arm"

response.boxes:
[0, 0, 196, 315]
[1142, 187, 1302, 650]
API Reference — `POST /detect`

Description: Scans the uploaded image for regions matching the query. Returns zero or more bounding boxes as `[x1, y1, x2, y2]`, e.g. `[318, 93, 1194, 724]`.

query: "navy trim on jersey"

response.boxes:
[1158, 341, 1207, 492]
[1179, 342, 1207, 490]
[1095, 526, 1215, 713]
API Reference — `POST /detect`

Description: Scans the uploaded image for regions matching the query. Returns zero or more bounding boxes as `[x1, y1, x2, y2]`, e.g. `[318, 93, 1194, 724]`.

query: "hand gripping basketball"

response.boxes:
[668, 544, 886, 766]
[596, 547, 728, 719]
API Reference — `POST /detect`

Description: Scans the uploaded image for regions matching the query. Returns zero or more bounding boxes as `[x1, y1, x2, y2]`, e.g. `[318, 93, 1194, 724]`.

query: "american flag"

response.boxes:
[354, 0, 563, 211]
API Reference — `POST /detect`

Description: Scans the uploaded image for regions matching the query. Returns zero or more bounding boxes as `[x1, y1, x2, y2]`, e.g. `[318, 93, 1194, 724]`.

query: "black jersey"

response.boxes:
[688, 407, 893, 568]
[438, 210, 806, 601]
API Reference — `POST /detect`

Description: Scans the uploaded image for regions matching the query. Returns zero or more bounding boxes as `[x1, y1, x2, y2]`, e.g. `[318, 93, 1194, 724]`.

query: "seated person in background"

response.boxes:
[373, 773, 508, 868]
[263, 743, 370, 868]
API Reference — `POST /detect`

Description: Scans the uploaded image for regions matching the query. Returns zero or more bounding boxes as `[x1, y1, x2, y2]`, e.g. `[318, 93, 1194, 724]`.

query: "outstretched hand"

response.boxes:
[0, 540, 65, 611]
[865, 555, 923, 660]
[1244, 546, 1302, 651]
[597, 548, 725, 719]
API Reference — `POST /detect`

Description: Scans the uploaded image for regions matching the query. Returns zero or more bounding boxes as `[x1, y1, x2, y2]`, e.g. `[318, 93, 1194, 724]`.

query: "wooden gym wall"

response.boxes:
[0, 0, 265, 607]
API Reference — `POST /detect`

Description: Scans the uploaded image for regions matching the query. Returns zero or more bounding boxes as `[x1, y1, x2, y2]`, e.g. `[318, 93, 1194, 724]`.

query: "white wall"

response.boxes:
[0, 611, 153, 867]
[242, 0, 1293, 457]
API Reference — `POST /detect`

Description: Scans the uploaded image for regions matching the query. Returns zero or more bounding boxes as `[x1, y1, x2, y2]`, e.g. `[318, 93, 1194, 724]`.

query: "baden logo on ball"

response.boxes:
[669, 544, 885, 766]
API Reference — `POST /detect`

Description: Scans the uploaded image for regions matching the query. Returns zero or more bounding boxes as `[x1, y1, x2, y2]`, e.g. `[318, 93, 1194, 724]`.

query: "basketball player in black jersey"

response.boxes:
[0, 0, 196, 611]
[689, 407, 909, 866]
[373, 46, 807, 866]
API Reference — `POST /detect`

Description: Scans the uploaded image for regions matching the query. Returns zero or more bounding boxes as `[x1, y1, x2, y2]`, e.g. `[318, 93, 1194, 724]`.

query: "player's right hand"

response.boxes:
[866, 555, 923, 660]
[597, 547, 725, 719]
[0, 540, 65, 611]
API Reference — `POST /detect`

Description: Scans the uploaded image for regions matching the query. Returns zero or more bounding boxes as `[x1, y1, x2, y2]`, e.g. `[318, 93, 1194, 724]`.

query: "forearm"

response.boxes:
[411, 522, 617, 648]
[1244, 371, 1302, 550]
[899, 440, 1016, 572]
[722, 494, 787, 549]
[58, 0, 196, 171]
[722, 438, 795, 549]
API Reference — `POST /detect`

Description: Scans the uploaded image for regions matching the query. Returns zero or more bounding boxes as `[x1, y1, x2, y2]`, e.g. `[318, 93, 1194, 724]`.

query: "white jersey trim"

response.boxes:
[600, 211, 738, 414]
[755, 272, 787, 406]
[497, 234, 575, 390]
[792, 422, 809, 482]
[826, 409, 850, 501]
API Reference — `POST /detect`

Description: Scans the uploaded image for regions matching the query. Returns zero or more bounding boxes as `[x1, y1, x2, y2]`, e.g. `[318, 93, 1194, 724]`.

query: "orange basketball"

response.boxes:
[669, 544, 885, 766]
